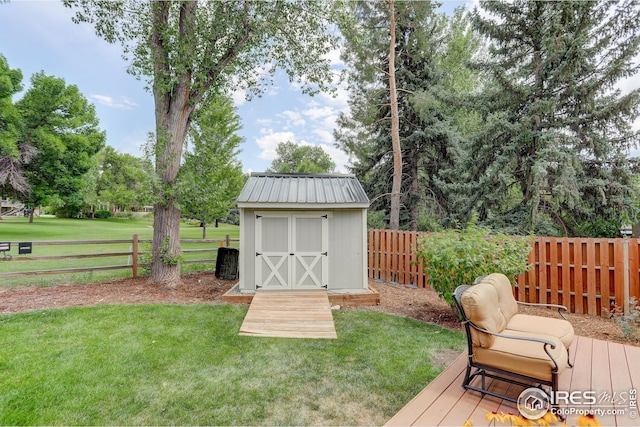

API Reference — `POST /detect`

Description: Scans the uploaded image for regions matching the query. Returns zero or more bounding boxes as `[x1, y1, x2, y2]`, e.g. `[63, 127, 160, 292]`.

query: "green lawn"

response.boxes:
[0, 217, 239, 287]
[0, 305, 464, 425]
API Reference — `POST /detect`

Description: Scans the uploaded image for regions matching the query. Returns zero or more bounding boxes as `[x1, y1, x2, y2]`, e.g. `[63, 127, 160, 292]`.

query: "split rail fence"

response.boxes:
[0, 234, 238, 280]
[367, 229, 640, 317]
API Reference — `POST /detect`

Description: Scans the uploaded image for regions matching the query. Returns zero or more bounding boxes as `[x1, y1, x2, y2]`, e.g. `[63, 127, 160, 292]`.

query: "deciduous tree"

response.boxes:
[0, 54, 34, 215]
[177, 95, 245, 239]
[65, 0, 341, 284]
[15, 72, 105, 222]
[96, 146, 153, 212]
[268, 141, 336, 174]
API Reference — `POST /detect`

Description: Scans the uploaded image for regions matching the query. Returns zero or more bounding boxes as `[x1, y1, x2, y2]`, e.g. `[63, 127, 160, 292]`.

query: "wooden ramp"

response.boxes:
[239, 290, 337, 339]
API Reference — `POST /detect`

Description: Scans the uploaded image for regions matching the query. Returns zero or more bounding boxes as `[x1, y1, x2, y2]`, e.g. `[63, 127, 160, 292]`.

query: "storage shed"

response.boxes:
[237, 172, 370, 294]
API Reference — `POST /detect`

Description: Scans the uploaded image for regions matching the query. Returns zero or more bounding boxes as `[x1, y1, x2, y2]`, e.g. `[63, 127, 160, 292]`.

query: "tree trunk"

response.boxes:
[148, 86, 193, 285]
[409, 146, 419, 231]
[202, 216, 207, 240]
[29, 207, 35, 223]
[388, 0, 402, 231]
[147, 1, 196, 286]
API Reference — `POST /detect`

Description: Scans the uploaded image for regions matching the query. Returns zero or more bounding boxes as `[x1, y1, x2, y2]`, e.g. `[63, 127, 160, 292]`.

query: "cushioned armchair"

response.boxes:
[453, 273, 574, 402]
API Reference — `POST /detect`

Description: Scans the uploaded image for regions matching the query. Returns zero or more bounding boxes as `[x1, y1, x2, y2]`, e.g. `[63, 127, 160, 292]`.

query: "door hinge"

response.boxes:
[321, 214, 328, 218]
[256, 252, 261, 257]
[322, 284, 328, 289]
[256, 214, 262, 219]
[256, 284, 262, 289]
[322, 252, 328, 256]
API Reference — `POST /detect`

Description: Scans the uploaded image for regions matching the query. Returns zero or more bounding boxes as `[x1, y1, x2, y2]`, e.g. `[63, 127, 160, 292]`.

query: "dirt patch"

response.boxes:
[0, 272, 634, 346]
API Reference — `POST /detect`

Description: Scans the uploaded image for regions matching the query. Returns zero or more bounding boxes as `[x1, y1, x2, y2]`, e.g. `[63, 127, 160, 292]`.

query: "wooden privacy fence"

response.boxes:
[367, 229, 640, 317]
[0, 234, 238, 279]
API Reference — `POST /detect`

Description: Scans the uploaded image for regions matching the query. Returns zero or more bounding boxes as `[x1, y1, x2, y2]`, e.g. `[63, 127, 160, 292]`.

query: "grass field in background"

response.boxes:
[0, 305, 464, 425]
[0, 217, 239, 287]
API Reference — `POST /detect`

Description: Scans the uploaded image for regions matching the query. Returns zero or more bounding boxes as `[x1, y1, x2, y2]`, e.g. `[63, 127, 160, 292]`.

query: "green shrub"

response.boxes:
[415, 223, 533, 308]
[608, 297, 640, 341]
[115, 212, 135, 219]
[95, 210, 112, 219]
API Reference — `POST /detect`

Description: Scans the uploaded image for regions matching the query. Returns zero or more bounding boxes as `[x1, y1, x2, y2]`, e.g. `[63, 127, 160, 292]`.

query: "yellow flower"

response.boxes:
[486, 411, 505, 424]
[537, 411, 559, 426]
[506, 413, 534, 426]
[462, 420, 473, 427]
[576, 414, 602, 427]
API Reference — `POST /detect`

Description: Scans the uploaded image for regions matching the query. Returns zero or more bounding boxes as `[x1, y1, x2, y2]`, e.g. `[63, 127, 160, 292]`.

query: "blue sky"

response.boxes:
[1, 1, 637, 174]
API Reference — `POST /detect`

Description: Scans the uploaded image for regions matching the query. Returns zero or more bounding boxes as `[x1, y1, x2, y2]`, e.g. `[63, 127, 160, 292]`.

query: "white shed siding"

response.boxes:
[328, 209, 367, 290]
[238, 173, 369, 294]
[239, 208, 367, 292]
[239, 208, 257, 292]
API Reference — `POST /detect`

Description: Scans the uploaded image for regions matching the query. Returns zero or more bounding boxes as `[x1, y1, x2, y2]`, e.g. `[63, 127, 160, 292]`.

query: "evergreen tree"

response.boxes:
[468, 0, 640, 236]
[336, 1, 469, 230]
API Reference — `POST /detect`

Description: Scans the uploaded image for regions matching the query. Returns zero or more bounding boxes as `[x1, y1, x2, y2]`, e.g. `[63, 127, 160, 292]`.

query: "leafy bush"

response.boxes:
[94, 210, 112, 219]
[115, 212, 135, 219]
[415, 223, 533, 308]
[608, 297, 640, 341]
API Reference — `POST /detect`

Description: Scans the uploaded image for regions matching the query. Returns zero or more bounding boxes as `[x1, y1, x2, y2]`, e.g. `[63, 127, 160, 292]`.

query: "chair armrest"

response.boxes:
[464, 320, 561, 371]
[517, 301, 569, 320]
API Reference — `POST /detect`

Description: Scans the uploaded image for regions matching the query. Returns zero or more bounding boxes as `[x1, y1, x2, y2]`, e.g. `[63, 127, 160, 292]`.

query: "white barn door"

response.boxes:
[292, 214, 328, 289]
[255, 212, 328, 290]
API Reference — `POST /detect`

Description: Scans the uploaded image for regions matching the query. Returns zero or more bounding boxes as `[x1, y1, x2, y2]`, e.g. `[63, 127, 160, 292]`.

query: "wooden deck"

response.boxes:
[222, 283, 381, 306]
[386, 336, 640, 426]
[238, 289, 337, 339]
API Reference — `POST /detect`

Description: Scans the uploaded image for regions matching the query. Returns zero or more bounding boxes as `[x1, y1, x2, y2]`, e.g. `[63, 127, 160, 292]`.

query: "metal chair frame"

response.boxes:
[453, 284, 564, 403]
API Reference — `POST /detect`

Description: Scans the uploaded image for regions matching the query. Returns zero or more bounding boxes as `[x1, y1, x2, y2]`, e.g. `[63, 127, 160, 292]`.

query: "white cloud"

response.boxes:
[319, 143, 350, 173]
[303, 106, 334, 120]
[256, 118, 273, 126]
[323, 47, 344, 67]
[231, 88, 247, 107]
[279, 110, 306, 127]
[90, 94, 139, 110]
[255, 130, 297, 160]
[314, 129, 334, 144]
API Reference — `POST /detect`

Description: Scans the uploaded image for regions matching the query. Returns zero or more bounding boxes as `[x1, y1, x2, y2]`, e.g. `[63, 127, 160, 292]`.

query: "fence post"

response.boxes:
[624, 239, 630, 315]
[132, 234, 139, 278]
[226, 234, 230, 247]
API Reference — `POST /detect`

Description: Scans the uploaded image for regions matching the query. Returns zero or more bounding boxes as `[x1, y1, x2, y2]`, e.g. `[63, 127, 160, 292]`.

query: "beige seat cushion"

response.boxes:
[481, 273, 518, 320]
[473, 331, 568, 382]
[461, 282, 507, 348]
[479, 273, 575, 350]
[507, 313, 575, 349]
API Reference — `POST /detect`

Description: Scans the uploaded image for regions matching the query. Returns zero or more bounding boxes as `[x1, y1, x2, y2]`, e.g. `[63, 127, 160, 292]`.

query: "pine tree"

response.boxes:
[468, 0, 640, 236]
[336, 1, 469, 230]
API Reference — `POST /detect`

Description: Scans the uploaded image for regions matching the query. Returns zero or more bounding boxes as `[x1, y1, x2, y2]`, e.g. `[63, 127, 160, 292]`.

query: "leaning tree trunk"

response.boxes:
[388, 0, 402, 231]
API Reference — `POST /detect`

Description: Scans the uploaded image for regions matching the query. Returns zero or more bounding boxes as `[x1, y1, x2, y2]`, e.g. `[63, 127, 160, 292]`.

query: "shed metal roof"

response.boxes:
[237, 173, 370, 208]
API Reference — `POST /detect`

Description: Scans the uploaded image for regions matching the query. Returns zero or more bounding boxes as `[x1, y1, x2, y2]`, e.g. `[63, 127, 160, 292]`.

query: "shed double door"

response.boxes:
[255, 212, 328, 290]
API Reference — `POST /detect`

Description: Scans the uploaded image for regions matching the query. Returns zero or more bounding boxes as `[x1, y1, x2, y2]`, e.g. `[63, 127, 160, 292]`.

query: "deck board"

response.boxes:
[386, 336, 640, 426]
[238, 289, 337, 339]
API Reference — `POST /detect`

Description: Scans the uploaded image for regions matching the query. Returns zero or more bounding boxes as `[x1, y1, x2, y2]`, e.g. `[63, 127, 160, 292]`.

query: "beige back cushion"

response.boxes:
[461, 282, 508, 348]
[482, 273, 518, 320]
